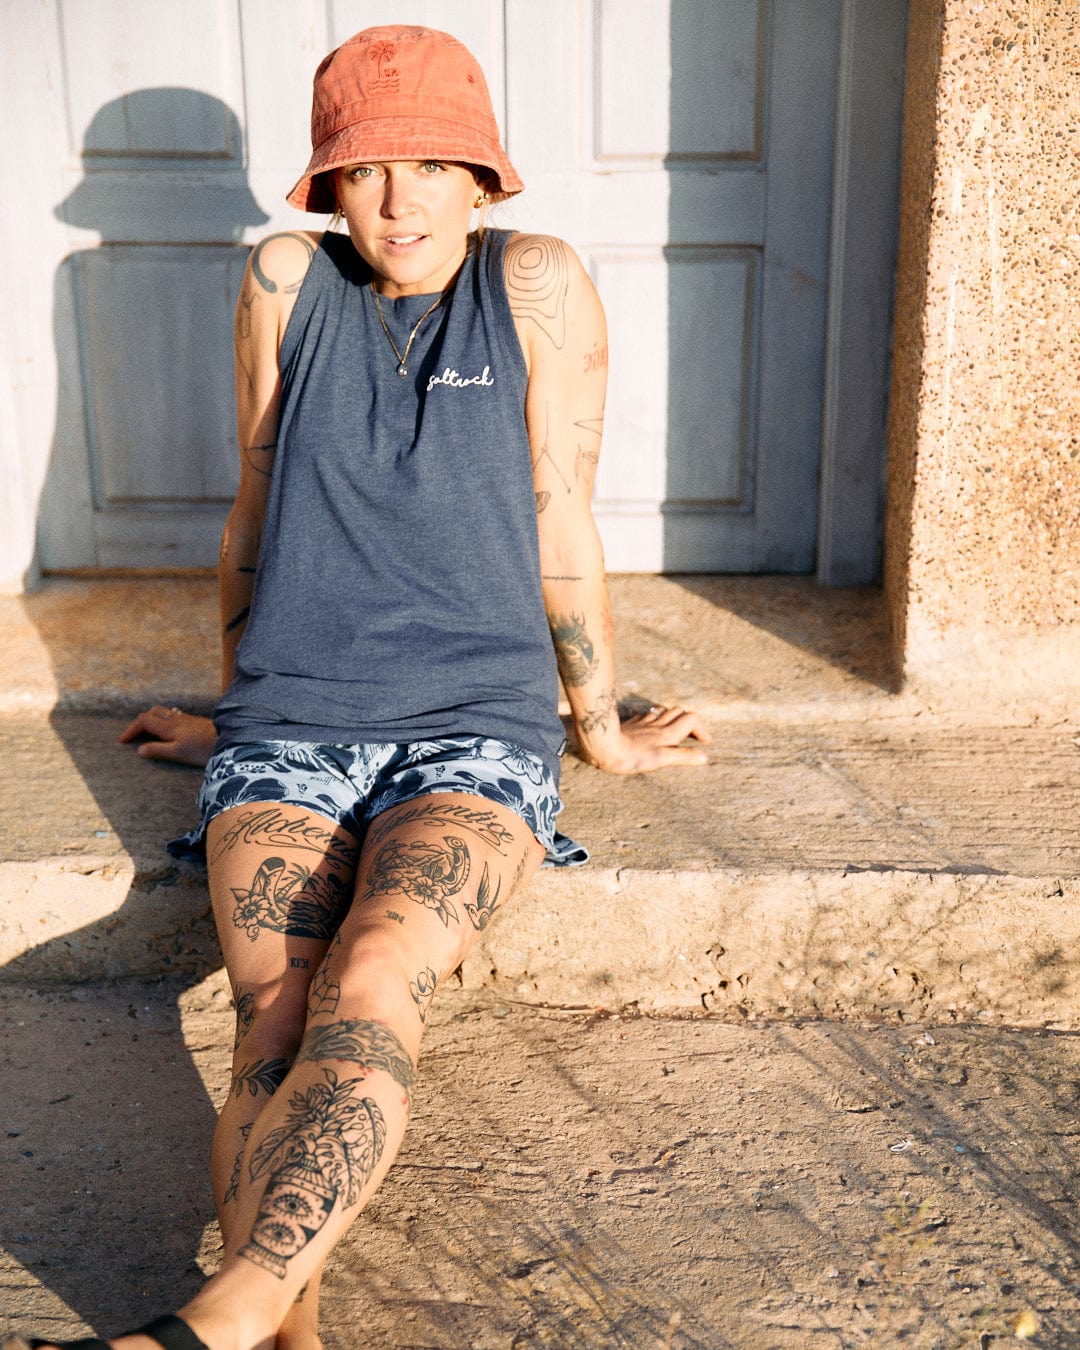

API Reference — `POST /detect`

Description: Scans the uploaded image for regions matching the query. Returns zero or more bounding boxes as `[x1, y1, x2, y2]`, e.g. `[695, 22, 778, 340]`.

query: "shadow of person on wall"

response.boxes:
[3, 88, 266, 1337]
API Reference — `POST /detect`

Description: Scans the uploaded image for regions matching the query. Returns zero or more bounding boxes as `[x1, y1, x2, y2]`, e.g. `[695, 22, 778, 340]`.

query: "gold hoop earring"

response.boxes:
[473, 192, 489, 210]
[328, 207, 343, 229]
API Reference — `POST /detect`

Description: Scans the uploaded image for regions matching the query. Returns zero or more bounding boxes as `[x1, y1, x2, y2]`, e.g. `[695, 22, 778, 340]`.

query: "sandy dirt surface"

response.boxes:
[2, 973, 1078, 1349]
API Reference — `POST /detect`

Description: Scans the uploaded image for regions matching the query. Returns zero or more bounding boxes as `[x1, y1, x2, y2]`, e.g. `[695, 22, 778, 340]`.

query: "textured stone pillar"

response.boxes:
[885, 0, 1080, 699]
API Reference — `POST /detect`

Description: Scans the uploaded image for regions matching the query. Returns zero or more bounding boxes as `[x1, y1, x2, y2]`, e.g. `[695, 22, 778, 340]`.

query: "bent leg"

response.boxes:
[177, 793, 544, 1348]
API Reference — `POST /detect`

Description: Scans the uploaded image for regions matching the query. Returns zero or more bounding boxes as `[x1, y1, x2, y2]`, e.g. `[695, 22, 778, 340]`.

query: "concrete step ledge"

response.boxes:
[2, 853, 1075, 1028]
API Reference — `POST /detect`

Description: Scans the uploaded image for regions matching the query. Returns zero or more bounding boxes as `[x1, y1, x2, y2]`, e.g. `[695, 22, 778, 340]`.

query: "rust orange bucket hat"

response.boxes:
[287, 25, 524, 213]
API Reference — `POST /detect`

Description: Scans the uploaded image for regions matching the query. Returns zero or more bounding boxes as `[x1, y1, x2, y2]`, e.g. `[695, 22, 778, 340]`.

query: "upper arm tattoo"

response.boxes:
[506, 236, 569, 350]
[251, 231, 316, 295]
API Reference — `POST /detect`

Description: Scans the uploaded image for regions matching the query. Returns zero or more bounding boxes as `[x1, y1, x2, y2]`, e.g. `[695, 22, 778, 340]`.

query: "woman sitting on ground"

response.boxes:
[6, 24, 707, 1350]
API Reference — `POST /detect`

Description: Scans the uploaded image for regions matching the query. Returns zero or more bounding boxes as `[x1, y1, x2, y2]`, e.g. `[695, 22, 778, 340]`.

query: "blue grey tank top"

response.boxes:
[213, 228, 564, 779]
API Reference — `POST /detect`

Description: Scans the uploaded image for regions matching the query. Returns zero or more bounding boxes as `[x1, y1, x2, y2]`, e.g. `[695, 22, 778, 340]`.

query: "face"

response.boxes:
[333, 160, 481, 297]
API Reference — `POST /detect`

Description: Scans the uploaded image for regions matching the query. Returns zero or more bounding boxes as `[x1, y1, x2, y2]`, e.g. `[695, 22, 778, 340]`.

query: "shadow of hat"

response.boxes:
[55, 87, 268, 241]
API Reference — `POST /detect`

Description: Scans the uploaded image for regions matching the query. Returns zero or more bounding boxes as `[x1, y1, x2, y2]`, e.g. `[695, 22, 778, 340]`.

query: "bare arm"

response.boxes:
[121, 231, 319, 763]
[507, 234, 709, 773]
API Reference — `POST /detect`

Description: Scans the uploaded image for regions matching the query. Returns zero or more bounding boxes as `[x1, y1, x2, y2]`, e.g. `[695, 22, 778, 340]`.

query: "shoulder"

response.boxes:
[503, 233, 602, 362]
[247, 230, 323, 298]
[503, 232, 585, 298]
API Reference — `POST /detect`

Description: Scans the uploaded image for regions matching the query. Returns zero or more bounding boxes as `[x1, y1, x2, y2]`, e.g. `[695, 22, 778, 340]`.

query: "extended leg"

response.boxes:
[205, 804, 360, 1350]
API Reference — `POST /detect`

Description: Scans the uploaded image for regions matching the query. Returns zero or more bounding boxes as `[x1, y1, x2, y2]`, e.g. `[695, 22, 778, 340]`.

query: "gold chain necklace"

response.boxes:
[370, 287, 444, 378]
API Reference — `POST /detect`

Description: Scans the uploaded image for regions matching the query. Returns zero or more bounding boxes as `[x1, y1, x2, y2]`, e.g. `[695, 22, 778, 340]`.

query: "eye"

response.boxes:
[347, 164, 377, 180]
[420, 161, 446, 174]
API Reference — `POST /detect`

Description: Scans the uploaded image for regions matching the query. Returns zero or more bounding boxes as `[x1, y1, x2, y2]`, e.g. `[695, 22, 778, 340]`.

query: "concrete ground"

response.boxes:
[2, 576, 1079, 1348]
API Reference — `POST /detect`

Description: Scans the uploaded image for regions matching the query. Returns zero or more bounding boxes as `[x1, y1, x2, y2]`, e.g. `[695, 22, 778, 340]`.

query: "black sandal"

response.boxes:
[3, 1313, 208, 1350]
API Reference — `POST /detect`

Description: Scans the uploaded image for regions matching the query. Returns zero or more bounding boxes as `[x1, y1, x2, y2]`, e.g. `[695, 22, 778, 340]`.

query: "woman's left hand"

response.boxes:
[118, 706, 218, 767]
[584, 704, 710, 775]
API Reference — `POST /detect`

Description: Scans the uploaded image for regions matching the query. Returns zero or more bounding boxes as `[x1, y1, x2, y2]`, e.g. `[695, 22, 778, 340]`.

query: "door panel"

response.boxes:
[505, 0, 839, 571]
[31, 0, 845, 573]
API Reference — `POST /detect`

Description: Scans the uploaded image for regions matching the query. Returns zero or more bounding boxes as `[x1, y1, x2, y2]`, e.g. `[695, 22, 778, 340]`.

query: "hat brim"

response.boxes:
[286, 116, 524, 213]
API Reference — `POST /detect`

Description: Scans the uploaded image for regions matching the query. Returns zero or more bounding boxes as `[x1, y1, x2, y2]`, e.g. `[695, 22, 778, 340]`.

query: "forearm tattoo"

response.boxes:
[210, 806, 359, 870]
[580, 685, 618, 734]
[231, 856, 351, 942]
[244, 442, 276, 478]
[296, 1018, 416, 1094]
[365, 835, 471, 928]
[550, 612, 598, 687]
[241, 1069, 386, 1278]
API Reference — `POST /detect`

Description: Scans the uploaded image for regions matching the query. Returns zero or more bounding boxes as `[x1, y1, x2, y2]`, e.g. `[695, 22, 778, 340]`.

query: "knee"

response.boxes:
[232, 976, 312, 1063]
[329, 927, 422, 1010]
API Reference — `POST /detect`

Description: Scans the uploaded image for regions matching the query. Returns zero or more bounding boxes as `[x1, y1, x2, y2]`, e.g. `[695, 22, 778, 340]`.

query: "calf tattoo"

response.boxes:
[241, 1068, 386, 1278]
[224, 1121, 254, 1205]
[366, 835, 471, 928]
[232, 1057, 289, 1099]
[231, 856, 350, 942]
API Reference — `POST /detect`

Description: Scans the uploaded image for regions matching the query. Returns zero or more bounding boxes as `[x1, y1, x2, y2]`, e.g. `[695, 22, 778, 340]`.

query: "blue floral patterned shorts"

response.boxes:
[167, 736, 588, 868]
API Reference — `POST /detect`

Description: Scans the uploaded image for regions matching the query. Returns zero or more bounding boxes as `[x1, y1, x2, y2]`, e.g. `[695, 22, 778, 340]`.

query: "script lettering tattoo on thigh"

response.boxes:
[233, 989, 255, 1050]
[296, 1019, 416, 1094]
[224, 1121, 254, 1205]
[549, 612, 598, 687]
[240, 1069, 385, 1278]
[231, 857, 350, 943]
[580, 685, 618, 734]
[307, 965, 340, 1018]
[506, 235, 568, 349]
[211, 807, 359, 870]
[410, 967, 437, 1023]
[232, 1057, 290, 1099]
[366, 835, 471, 927]
[366, 801, 514, 854]
[464, 861, 502, 931]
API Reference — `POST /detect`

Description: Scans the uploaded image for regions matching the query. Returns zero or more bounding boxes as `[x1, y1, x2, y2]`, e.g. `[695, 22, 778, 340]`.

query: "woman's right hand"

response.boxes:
[118, 706, 218, 767]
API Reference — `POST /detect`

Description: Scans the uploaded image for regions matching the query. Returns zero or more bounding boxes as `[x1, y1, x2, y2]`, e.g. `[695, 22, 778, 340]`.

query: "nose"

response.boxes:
[380, 170, 415, 219]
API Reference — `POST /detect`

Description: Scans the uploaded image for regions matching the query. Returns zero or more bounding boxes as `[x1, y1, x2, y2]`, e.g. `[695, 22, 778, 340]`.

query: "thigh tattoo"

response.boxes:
[231, 856, 351, 942]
